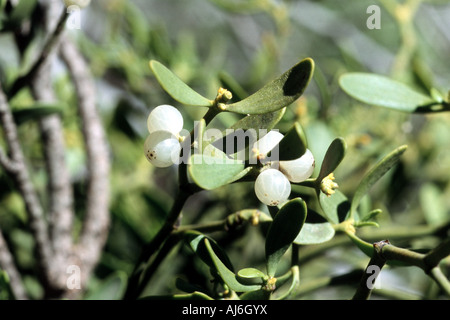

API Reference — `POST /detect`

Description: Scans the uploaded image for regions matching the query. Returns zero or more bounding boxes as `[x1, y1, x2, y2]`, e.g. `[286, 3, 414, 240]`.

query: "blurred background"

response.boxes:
[1, 0, 449, 299]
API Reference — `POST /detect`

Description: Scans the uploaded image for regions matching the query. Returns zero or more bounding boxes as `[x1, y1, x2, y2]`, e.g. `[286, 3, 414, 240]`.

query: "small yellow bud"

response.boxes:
[263, 277, 277, 292]
[250, 210, 260, 226]
[320, 173, 339, 196]
[217, 87, 232, 102]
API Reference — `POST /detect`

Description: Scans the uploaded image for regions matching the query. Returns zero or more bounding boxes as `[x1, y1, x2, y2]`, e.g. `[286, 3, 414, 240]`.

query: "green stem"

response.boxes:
[123, 189, 191, 299]
[424, 237, 450, 268]
[428, 266, 450, 297]
[133, 232, 183, 298]
[352, 241, 388, 300]
[381, 244, 427, 269]
[174, 209, 271, 235]
[125, 106, 224, 299]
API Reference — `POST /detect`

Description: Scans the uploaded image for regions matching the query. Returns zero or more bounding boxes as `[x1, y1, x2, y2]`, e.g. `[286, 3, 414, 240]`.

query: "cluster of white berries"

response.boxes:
[252, 131, 315, 206]
[144, 105, 184, 168]
[144, 105, 315, 207]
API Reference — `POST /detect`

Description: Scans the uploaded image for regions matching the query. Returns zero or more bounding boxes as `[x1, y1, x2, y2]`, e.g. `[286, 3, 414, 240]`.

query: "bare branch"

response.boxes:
[59, 37, 111, 286]
[352, 240, 388, 300]
[6, 8, 69, 99]
[0, 83, 56, 288]
[0, 148, 20, 173]
[0, 228, 28, 300]
[30, 1, 75, 290]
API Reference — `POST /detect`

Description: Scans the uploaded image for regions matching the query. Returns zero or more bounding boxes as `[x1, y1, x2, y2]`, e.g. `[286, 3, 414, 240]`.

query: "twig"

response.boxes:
[6, 8, 69, 99]
[0, 83, 56, 288]
[59, 36, 111, 287]
[0, 148, 19, 173]
[0, 229, 28, 300]
[428, 266, 450, 297]
[30, 1, 74, 290]
[352, 240, 388, 300]
[123, 189, 191, 300]
[424, 237, 450, 268]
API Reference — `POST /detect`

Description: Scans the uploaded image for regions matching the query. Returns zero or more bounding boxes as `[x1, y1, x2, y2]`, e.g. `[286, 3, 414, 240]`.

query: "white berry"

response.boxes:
[254, 169, 291, 206]
[147, 105, 184, 136]
[279, 149, 315, 183]
[250, 131, 284, 164]
[144, 131, 181, 168]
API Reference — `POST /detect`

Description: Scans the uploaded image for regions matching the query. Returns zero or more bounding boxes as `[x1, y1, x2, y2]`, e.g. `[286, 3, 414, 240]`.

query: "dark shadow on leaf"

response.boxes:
[282, 61, 313, 97]
[337, 201, 351, 223]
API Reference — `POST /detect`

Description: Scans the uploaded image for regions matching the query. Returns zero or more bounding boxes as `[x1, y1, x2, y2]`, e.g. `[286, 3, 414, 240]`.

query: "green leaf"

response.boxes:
[237, 268, 266, 280]
[149, 60, 213, 107]
[12, 103, 64, 125]
[349, 145, 407, 220]
[215, 109, 286, 159]
[185, 231, 234, 271]
[319, 190, 350, 224]
[346, 232, 374, 258]
[317, 137, 347, 182]
[274, 266, 300, 300]
[188, 148, 245, 190]
[265, 198, 307, 277]
[268, 122, 307, 161]
[230, 108, 286, 140]
[85, 271, 128, 300]
[226, 58, 314, 115]
[204, 239, 261, 292]
[294, 222, 335, 245]
[339, 73, 434, 113]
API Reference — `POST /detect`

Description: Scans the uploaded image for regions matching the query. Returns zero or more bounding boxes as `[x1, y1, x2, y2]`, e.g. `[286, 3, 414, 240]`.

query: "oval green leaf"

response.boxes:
[149, 60, 213, 107]
[226, 58, 314, 115]
[185, 231, 234, 271]
[317, 137, 347, 182]
[215, 109, 286, 160]
[349, 145, 407, 220]
[188, 147, 245, 190]
[230, 108, 286, 138]
[294, 222, 335, 245]
[339, 73, 434, 112]
[204, 239, 261, 292]
[265, 198, 307, 277]
[237, 268, 266, 280]
[319, 190, 350, 225]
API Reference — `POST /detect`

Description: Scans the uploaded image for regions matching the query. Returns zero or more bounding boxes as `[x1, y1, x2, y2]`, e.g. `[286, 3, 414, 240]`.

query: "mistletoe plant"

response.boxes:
[123, 58, 450, 300]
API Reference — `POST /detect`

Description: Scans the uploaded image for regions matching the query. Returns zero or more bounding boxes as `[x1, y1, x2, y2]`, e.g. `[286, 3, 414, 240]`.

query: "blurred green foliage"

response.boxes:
[0, 0, 449, 299]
